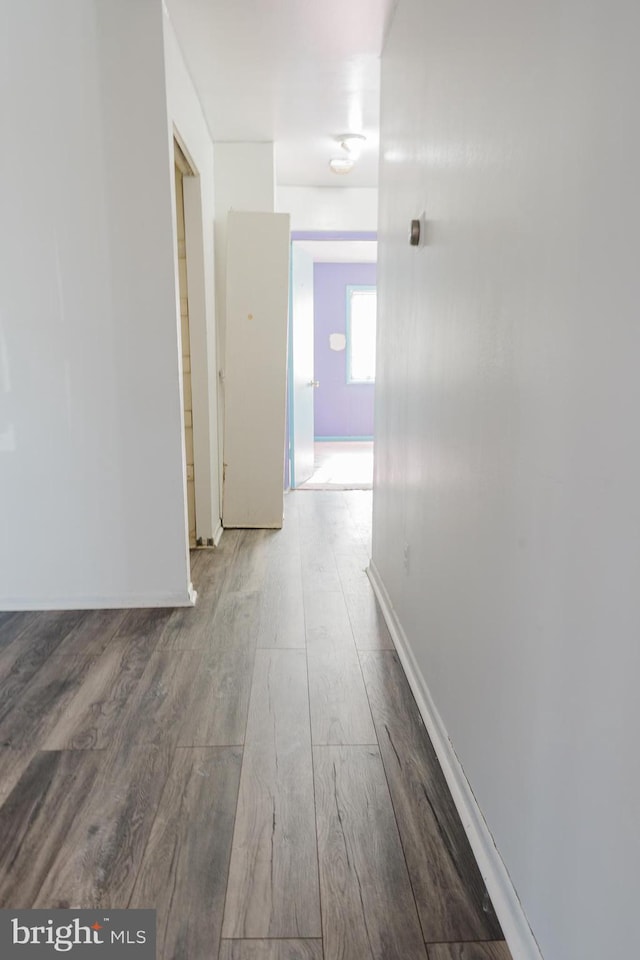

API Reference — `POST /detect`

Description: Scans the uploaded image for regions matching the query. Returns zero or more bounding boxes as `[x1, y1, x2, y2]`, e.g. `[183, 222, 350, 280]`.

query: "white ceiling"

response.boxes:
[164, 0, 398, 187]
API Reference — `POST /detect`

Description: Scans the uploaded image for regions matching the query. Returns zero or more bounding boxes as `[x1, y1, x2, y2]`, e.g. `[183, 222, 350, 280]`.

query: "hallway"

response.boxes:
[0, 492, 509, 960]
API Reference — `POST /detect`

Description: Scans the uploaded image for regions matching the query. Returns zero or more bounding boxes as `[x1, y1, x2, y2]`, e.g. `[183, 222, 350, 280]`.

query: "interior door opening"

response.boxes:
[174, 140, 197, 547]
[288, 235, 377, 491]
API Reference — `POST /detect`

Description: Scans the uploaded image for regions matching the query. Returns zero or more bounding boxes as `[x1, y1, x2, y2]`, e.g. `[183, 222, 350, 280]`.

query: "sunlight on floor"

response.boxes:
[299, 440, 373, 490]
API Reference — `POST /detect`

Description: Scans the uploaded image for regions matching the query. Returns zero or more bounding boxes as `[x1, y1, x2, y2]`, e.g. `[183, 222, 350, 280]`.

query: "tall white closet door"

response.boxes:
[222, 210, 291, 528]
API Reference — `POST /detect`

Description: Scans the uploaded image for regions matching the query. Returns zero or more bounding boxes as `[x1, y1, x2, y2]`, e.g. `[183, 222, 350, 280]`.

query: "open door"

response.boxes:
[290, 244, 315, 487]
[222, 210, 290, 528]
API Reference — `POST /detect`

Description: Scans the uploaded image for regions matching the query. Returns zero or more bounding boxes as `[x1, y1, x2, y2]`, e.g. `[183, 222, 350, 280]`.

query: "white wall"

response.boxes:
[214, 141, 276, 366]
[164, 7, 221, 541]
[277, 186, 378, 231]
[373, 2, 640, 959]
[0, 0, 191, 607]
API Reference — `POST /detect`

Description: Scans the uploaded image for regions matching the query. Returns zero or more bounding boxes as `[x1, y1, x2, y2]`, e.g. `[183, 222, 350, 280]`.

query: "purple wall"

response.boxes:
[314, 262, 377, 439]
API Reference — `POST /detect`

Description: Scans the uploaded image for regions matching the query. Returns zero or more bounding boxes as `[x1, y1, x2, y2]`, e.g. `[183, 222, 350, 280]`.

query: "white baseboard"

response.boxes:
[367, 560, 544, 960]
[213, 522, 224, 547]
[0, 591, 196, 611]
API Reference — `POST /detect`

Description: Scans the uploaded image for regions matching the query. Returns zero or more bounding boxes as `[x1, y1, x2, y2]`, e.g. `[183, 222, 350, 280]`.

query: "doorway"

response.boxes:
[288, 234, 377, 491]
[174, 140, 197, 547]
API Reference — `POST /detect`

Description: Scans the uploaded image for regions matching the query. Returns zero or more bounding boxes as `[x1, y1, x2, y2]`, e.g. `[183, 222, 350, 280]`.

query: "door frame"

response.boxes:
[287, 231, 377, 489]
[171, 130, 218, 548]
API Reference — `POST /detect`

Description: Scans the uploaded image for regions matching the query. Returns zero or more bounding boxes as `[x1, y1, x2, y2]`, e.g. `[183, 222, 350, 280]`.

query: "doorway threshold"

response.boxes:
[298, 440, 373, 491]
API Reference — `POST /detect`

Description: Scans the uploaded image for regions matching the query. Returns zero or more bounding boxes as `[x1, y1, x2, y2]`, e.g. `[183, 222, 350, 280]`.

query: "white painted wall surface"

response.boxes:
[374, 2, 640, 959]
[164, 8, 221, 540]
[0, 0, 191, 607]
[214, 141, 276, 363]
[276, 186, 378, 231]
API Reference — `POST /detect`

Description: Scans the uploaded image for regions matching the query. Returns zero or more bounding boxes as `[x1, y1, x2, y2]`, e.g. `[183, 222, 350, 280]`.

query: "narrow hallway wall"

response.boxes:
[0, 0, 191, 606]
[373, 2, 640, 958]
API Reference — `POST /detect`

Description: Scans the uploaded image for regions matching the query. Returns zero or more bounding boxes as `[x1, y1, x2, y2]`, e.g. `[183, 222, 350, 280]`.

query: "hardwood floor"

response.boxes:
[130, 746, 242, 958]
[0, 491, 512, 960]
[314, 744, 427, 959]
[222, 649, 320, 938]
[360, 651, 503, 942]
[427, 943, 513, 960]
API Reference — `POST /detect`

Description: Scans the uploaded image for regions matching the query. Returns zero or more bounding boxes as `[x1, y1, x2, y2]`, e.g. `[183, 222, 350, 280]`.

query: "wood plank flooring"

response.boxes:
[427, 943, 513, 960]
[0, 491, 512, 960]
[222, 649, 320, 938]
[314, 744, 426, 959]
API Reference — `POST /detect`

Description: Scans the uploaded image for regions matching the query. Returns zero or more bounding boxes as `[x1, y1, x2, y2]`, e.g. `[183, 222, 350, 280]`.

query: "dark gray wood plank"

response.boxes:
[359, 651, 503, 942]
[252, 506, 305, 651]
[256, 555, 306, 649]
[112, 605, 176, 649]
[0, 750, 102, 907]
[0, 746, 37, 806]
[42, 638, 159, 750]
[0, 651, 98, 749]
[0, 611, 34, 647]
[120, 594, 259, 747]
[130, 746, 242, 960]
[111, 649, 200, 748]
[176, 642, 255, 746]
[53, 608, 128, 657]
[427, 943, 512, 960]
[33, 740, 172, 908]
[313, 744, 427, 960]
[305, 591, 376, 745]
[307, 646, 377, 745]
[0, 610, 86, 707]
[159, 534, 242, 650]
[41, 606, 174, 750]
[222, 649, 320, 939]
[177, 590, 259, 746]
[219, 941, 323, 960]
[223, 529, 270, 594]
[343, 590, 394, 650]
[188, 534, 240, 588]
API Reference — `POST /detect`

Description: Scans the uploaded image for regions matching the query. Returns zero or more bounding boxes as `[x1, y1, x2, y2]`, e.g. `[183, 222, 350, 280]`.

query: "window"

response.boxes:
[347, 286, 377, 383]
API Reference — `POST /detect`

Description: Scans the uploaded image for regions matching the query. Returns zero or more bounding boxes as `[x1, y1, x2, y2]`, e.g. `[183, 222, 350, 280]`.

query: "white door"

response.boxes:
[222, 210, 291, 528]
[290, 244, 315, 487]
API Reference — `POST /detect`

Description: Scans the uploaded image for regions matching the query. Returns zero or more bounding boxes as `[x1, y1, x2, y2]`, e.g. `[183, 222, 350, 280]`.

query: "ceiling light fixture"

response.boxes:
[329, 157, 355, 175]
[336, 133, 367, 157]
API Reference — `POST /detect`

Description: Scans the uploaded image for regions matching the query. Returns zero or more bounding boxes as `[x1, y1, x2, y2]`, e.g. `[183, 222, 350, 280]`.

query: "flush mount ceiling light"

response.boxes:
[336, 133, 367, 157]
[329, 133, 366, 174]
[329, 156, 355, 174]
